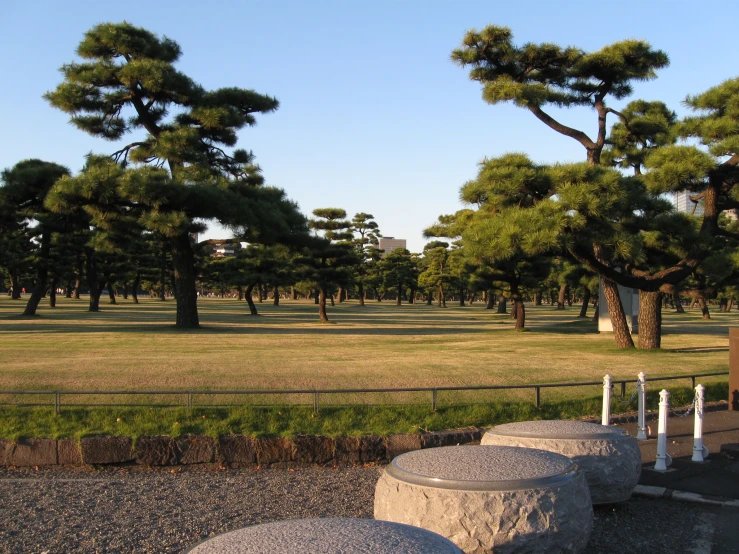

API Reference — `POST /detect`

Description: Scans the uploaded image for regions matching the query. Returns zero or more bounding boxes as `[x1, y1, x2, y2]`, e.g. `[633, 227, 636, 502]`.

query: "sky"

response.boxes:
[1, 0, 736, 252]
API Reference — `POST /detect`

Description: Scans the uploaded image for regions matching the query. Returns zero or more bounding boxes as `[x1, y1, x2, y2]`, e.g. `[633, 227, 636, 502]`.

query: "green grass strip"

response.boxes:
[0, 383, 726, 442]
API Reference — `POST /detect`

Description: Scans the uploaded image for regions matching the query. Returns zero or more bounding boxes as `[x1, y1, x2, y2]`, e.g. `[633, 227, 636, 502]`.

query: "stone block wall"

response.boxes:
[0, 428, 482, 468]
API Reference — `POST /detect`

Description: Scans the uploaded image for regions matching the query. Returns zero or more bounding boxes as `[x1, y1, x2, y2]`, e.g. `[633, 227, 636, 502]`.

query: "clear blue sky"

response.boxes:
[2, 0, 736, 251]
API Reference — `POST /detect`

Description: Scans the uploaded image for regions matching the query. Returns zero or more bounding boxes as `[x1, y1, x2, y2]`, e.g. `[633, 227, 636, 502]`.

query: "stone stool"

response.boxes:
[481, 420, 641, 504]
[374, 445, 592, 554]
[186, 517, 462, 553]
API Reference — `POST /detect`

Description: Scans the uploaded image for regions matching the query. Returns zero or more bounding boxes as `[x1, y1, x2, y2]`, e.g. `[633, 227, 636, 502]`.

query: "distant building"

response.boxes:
[201, 239, 240, 257]
[673, 191, 704, 216]
[378, 237, 407, 257]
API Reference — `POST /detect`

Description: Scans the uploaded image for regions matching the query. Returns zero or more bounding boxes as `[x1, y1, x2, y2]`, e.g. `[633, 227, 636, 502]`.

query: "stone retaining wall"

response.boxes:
[1, 402, 726, 469]
[0, 428, 482, 468]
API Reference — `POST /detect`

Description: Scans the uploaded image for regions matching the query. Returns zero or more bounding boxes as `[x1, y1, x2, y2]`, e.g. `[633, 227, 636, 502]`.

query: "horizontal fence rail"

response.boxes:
[0, 371, 729, 416]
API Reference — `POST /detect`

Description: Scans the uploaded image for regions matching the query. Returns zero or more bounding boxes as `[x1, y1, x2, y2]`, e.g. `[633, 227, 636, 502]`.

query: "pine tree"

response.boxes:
[45, 22, 283, 328]
[1, 160, 71, 315]
[452, 26, 668, 347]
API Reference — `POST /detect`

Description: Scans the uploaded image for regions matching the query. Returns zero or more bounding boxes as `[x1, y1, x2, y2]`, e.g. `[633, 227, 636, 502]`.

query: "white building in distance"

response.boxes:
[378, 237, 407, 257]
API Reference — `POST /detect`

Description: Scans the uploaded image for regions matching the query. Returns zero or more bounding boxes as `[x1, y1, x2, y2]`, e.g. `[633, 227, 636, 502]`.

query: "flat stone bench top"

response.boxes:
[386, 445, 578, 491]
[486, 420, 628, 440]
[187, 518, 462, 553]
[488, 420, 628, 440]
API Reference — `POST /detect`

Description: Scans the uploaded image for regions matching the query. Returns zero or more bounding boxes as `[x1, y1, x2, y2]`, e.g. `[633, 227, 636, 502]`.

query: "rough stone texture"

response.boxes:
[490, 420, 624, 439]
[359, 435, 387, 463]
[334, 436, 361, 466]
[187, 518, 462, 553]
[0, 439, 11, 465]
[136, 436, 177, 466]
[57, 439, 83, 465]
[176, 435, 216, 464]
[6, 438, 57, 467]
[421, 428, 481, 448]
[387, 434, 422, 459]
[393, 446, 573, 484]
[482, 421, 642, 504]
[375, 447, 592, 554]
[80, 436, 134, 465]
[219, 435, 256, 465]
[292, 435, 335, 464]
[256, 437, 295, 465]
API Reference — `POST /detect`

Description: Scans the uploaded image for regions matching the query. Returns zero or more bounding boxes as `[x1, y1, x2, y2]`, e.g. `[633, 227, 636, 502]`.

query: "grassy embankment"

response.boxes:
[0, 295, 731, 439]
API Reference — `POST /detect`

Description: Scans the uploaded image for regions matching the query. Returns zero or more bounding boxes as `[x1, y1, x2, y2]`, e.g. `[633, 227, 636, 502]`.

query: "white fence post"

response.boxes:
[602, 374, 612, 426]
[637, 372, 647, 440]
[654, 389, 672, 471]
[691, 384, 709, 462]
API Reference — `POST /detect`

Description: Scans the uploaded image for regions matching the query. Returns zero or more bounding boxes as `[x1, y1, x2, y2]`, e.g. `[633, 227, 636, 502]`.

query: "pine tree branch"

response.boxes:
[714, 227, 739, 241]
[527, 105, 596, 150]
[568, 243, 701, 291]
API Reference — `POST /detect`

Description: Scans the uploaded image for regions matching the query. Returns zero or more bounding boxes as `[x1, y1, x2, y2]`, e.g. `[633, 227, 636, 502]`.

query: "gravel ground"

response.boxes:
[0, 465, 723, 553]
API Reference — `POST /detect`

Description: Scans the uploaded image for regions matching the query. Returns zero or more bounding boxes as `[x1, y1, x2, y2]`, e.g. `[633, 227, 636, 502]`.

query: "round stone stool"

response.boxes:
[186, 518, 462, 553]
[374, 446, 592, 554]
[481, 420, 641, 504]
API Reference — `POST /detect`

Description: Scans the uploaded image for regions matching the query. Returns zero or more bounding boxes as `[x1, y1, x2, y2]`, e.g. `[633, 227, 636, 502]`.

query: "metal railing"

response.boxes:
[0, 371, 727, 416]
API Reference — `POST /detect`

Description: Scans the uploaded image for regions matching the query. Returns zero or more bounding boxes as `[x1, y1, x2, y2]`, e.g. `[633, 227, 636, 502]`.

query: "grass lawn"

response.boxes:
[0, 295, 732, 438]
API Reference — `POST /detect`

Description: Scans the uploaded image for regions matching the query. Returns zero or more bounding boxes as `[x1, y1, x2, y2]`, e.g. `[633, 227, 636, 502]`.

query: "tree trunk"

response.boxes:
[469, 291, 477, 305]
[158, 249, 167, 300]
[674, 292, 684, 313]
[237, 284, 244, 301]
[534, 292, 542, 306]
[396, 281, 402, 306]
[318, 288, 329, 322]
[49, 276, 58, 308]
[728, 298, 734, 312]
[357, 283, 366, 306]
[106, 278, 117, 304]
[244, 283, 259, 315]
[459, 288, 466, 307]
[719, 298, 728, 312]
[170, 233, 200, 328]
[698, 297, 711, 320]
[73, 253, 83, 299]
[65, 280, 73, 299]
[273, 286, 280, 306]
[426, 292, 432, 305]
[291, 286, 297, 300]
[578, 289, 591, 318]
[23, 230, 51, 316]
[497, 295, 507, 314]
[437, 285, 446, 308]
[510, 301, 518, 320]
[602, 277, 635, 348]
[9, 272, 22, 299]
[486, 290, 495, 309]
[121, 282, 128, 300]
[637, 291, 662, 349]
[510, 284, 526, 330]
[592, 301, 599, 323]
[409, 287, 416, 304]
[337, 286, 344, 303]
[131, 273, 140, 304]
[314, 288, 320, 304]
[85, 248, 101, 312]
[556, 284, 567, 310]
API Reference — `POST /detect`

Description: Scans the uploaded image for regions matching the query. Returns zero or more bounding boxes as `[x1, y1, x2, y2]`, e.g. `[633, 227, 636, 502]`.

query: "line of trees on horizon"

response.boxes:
[2, 22, 739, 351]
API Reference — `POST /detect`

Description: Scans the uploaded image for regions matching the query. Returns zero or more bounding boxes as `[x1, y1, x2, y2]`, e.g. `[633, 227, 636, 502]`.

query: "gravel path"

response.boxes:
[0, 465, 723, 553]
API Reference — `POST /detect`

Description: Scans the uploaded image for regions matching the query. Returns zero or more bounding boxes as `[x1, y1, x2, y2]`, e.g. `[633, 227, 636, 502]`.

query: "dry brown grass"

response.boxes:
[0, 296, 732, 402]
